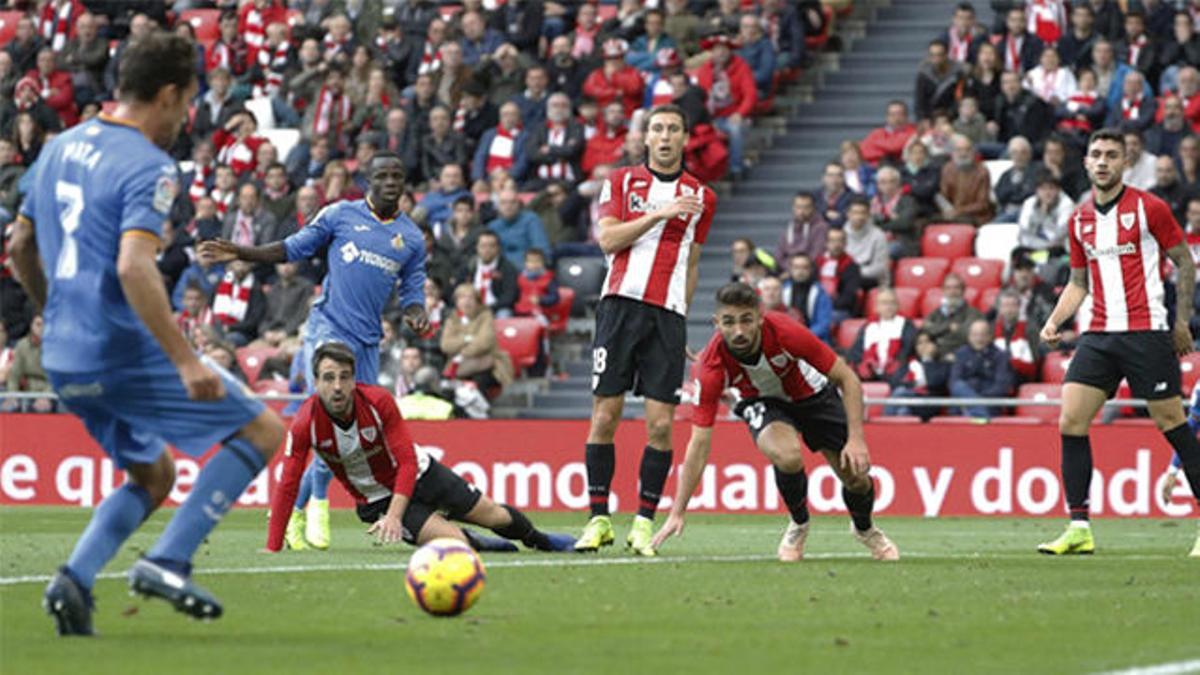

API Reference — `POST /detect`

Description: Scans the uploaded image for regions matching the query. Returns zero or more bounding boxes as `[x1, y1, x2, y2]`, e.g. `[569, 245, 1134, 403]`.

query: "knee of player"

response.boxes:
[842, 473, 873, 494]
[246, 410, 287, 460]
[589, 410, 620, 440]
[645, 417, 674, 448]
[772, 454, 805, 475]
[1150, 406, 1186, 431]
[1058, 411, 1091, 435]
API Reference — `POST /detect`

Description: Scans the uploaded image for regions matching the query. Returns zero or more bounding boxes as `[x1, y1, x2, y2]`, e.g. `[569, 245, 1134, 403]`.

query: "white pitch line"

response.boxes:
[1092, 659, 1200, 675]
[0, 549, 1188, 587]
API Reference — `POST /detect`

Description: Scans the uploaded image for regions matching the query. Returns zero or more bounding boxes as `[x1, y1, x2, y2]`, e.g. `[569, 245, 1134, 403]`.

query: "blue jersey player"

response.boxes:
[199, 150, 427, 550]
[7, 34, 287, 636]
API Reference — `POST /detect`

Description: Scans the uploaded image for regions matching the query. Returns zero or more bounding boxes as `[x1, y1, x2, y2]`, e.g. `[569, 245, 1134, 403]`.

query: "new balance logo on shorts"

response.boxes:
[1155, 382, 1168, 393]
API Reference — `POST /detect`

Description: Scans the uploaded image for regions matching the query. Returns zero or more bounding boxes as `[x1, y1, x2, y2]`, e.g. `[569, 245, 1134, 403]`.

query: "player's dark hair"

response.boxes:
[312, 342, 357, 378]
[1088, 127, 1126, 152]
[369, 149, 405, 174]
[645, 103, 689, 133]
[119, 32, 197, 104]
[715, 282, 761, 309]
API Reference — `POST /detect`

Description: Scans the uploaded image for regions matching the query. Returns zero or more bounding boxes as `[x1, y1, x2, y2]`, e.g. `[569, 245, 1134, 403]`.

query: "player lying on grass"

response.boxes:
[652, 283, 899, 561]
[265, 342, 575, 553]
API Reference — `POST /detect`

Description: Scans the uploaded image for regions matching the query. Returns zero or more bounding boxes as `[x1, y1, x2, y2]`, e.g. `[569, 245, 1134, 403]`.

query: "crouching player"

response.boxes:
[265, 343, 575, 553]
[652, 283, 899, 560]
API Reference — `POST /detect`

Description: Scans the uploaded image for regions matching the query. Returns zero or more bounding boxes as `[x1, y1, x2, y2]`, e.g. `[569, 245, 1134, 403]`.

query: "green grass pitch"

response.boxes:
[1, 507, 1197, 674]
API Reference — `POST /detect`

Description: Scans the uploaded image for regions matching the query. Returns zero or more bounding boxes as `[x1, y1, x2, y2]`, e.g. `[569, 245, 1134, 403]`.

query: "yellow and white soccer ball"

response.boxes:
[404, 538, 486, 617]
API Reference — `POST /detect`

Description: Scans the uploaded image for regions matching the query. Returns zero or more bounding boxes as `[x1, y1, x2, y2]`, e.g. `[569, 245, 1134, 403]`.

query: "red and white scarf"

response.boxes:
[212, 189, 235, 219]
[948, 29, 972, 62]
[312, 86, 351, 140]
[231, 210, 257, 247]
[485, 124, 522, 176]
[1122, 95, 1144, 120]
[536, 124, 575, 181]
[1060, 91, 1098, 132]
[255, 42, 291, 98]
[862, 316, 907, 377]
[189, 162, 214, 203]
[244, 7, 267, 53]
[649, 76, 675, 107]
[871, 190, 902, 222]
[323, 33, 350, 60]
[39, 0, 77, 52]
[453, 104, 468, 132]
[208, 41, 233, 72]
[177, 306, 214, 336]
[1127, 33, 1146, 66]
[1005, 35, 1024, 72]
[217, 137, 259, 177]
[994, 320, 1036, 380]
[418, 40, 442, 76]
[1028, 0, 1064, 45]
[474, 260, 499, 307]
[213, 271, 255, 325]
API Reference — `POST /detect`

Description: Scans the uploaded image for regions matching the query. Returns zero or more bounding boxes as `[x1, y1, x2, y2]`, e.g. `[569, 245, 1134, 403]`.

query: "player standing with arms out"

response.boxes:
[1038, 128, 1200, 557]
[200, 150, 429, 551]
[264, 343, 575, 553]
[651, 283, 899, 560]
[575, 104, 717, 555]
[7, 33, 286, 635]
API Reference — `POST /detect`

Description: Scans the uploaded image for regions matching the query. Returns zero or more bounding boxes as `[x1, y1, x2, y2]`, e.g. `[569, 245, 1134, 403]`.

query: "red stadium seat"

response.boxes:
[950, 258, 1005, 291]
[1180, 353, 1200, 394]
[835, 318, 866, 351]
[1016, 383, 1061, 423]
[976, 286, 1001, 313]
[236, 346, 278, 383]
[919, 287, 979, 318]
[819, 277, 837, 297]
[597, 4, 618, 21]
[252, 379, 291, 397]
[921, 224, 976, 260]
[1040, 351, 1073, 383]
[865, 287, 920, 319]
[493, 317, 544, 374]
[180, 9, 221, 48]
[0, 11, 22, 46]
[893, 257, 950, 291]
[862, 381, 889, 419]
[871, 416, 923, 424]
[546, 286, 575, 335]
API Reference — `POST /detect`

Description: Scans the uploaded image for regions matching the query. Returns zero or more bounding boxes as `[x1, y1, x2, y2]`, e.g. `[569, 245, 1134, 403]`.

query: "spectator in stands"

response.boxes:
[60, 12, 105, 106]
[871, 166, 920, 258]
[2, 75, 61, 140]
[212, 259, 267, 347]
[840, 141, 875, 197]
[776, 191, 829, 264]
[952, 96, 992, 146]
[512, 65, 551, 130]
[780, 253, 833, 343]
[998, 7, 1043, 74]
[961, 42, 1003, 123]
[525, 93, 584, 189]
[302, 65, 354, 156]
[1107, 70, 1157, 132]
[257, 261, 313, 347]
[949, 318, 1015, 419]
[1161, 12, 1200, 92]
[993, 289, 1038, 382]
[941, 2, 986, 64]
[419, 105, 468, 186]
[843, 196, 890, 289]
[2, 314, 53, 413]
[1057, 3, 1100, 69]
[731, 238, 778, 282]
[487, 188, 551, 265]
[420, 163, 471, 234]
[628, 9, 678, 72]
[994, 136, 1039, 222]
[546, 36, 588, 102]
[759, 276, 800, 321]
[387, 344, 425, 399]
[1117, 10, 1161, 88]
[1000, 254, 1059, 349]
[1122, 128, 1158, 190]
[1146, 95, 1188, 161]
[260, 163, 294, 223]
[1184, 197, 1200, 267]
[583, 39, 644, 119]
[0, 137, 24, 217]
[175, 282, 214, 341]
[222, 182, 285, 249]
[913, 39, 961, 122]
[990, 70, 1052, 146]
[848, 288, 917, 383]
[1023, 47, 1077, 106]
[213, 110, 265, 179]
[203, 341, 246, 384]
[1093, 39, 1152, 114]
[815, 228, 863, 323]
[1054, 67, 1107, 145]
[441, 282, 515, 397]
[1017, 173, 1073, 255]
[937, 134, 995, 225]
[704, 0, 744, 36]
[887, 330, 951, 421]
[514, 247, 561, 322]
[583, 102, 628, 178]
[924, 272, 983, 356]
[737, 13, 776, 100]
[816, 162, 852, 229]
[1180, 134, 1200, 190]
[695, 34, 757, 180]
[664, 0, 702, 58]
[901, 139, 941, 218]
[1152, 155, 1192, 225]
[862, 100, 917, 167]
[460, 10, 505, 67]
[457, 230, 519, 317]
[437, 196, 483, 269]
[1042, 134, 1090, 199]
[472, 101, 527, 186]
[5, 16, 40, 76]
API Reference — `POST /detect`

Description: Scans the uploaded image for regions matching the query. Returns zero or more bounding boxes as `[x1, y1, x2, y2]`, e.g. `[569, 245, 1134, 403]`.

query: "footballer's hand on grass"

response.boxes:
[180, 359, 225, 400]
[197, 239, 239, 264]
[1039, 322, 1061, 349]
[367, 515, 404, 544]
[841, 437, 871, 477]
[652, 512, 686, 549]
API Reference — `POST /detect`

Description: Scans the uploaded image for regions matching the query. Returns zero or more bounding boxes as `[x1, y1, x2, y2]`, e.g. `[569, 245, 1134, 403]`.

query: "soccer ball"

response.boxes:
[404, 538, 487, 617]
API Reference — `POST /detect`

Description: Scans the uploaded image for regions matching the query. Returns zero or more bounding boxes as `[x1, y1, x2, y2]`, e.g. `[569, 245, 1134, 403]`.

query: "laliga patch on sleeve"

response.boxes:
[152, 174, 178, 215]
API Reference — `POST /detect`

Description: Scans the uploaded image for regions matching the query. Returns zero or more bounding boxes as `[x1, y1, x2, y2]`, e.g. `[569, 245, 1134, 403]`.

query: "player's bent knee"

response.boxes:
[1058, 411, 1092, 436]
[1147, 400, 1186, 430]
[127, 453, 176, 506]
[465, 498, 510, 529]
[241, 409, 287, 460]
[416, 515, 468, 545]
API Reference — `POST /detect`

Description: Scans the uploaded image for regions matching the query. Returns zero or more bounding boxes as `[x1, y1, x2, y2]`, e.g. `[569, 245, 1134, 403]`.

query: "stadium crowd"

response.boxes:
[0, 0, 827, 415]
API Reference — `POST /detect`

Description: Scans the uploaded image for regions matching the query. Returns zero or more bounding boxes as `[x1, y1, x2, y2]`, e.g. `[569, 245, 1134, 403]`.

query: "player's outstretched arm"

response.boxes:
[265, 425, 312, 552]
[8, 216, 47, 311]
[1166, 242, 1195, 355]
[197, 239, 287, 265]
[1040, 267, 1088, 349]
[652, 425, 713, 549]
[826, 357, 870, 477]
[118, 233, 224, 401]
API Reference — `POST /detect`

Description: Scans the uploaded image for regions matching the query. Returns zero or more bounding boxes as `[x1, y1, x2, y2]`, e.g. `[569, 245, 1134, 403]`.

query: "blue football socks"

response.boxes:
[64, 482, 155, 590]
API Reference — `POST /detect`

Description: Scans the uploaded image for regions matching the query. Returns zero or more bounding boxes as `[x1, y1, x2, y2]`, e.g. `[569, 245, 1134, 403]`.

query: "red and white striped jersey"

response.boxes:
[692, 312, 839, 427]
[1068, 186, 1183, 333]
[597, 165, 716, 316]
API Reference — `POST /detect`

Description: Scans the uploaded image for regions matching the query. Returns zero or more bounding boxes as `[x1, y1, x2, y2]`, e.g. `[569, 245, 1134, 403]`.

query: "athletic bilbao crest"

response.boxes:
[362, 427, 377, 442]
[1120, 212, 1135, 230]
[770, 354, 788, 368]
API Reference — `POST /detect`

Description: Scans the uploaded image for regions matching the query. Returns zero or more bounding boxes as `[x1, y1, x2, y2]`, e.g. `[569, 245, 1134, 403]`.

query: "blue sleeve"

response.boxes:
[283, 204, 337, 260]
[396, 229, 427, 310]
[811, 289, 832, 343]
[121, 159, 178, 239]
[172, 267, 194, 310]
[527, 212, 550, 262]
